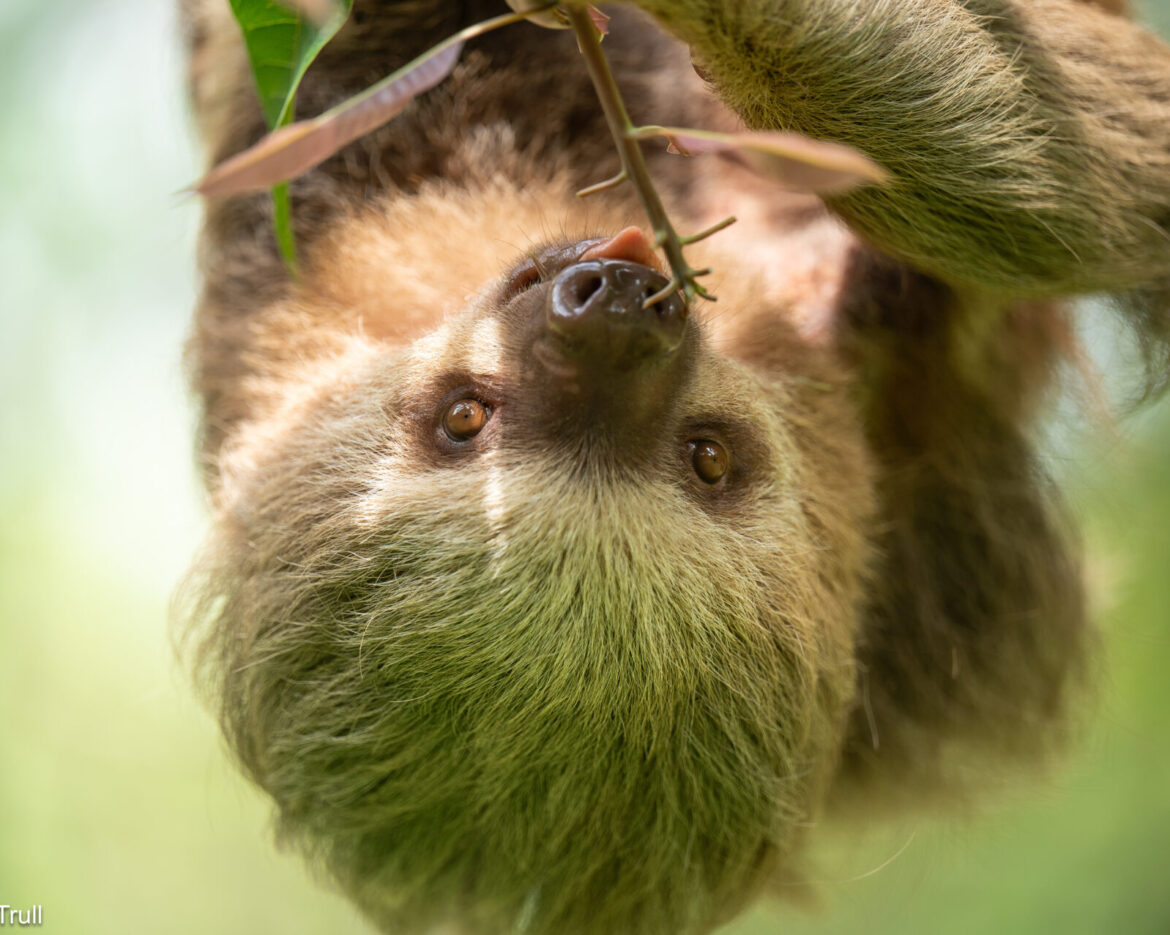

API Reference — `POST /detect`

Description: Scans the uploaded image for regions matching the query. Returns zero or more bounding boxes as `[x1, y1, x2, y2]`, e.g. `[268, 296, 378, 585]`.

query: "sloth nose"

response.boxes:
[530, 257, 691, 453]
[547, 259, 687, 369]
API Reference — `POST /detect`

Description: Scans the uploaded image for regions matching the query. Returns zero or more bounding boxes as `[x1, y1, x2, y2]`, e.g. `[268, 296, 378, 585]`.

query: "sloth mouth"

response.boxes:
[500, 228, 665, 304]
[520, 229, 686, 382]
[579, 227, 664, 271]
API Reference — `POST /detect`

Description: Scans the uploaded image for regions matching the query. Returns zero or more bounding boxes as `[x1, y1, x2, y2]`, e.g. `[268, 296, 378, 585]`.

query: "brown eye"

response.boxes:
[689, 439, 729, 484]
[442, 399, 491, 441]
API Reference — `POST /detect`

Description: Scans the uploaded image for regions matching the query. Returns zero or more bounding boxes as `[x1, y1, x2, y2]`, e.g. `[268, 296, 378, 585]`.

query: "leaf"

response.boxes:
[198, 3, 549, 200]
[504, 1, 569, 30]
[279, 0, 341, 27]
[228, 1, 352, 270]
[633, 126, 890, 195]
[228, 0, 353, 129]
[504, 2, 607, 32]
[196, 40, 464, 198]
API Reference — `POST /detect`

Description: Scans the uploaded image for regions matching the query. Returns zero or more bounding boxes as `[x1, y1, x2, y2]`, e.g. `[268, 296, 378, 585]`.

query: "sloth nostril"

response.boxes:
[571, 273, 605, 309]
[647, 287, 684, 323]
[547, 259, 686, 362]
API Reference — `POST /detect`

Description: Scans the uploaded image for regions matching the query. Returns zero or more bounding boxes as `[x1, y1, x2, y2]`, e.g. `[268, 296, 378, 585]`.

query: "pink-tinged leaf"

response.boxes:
[196, 41, 464, 198]
[633, 126, 890, 195]
[505, 1, 568, 29]
[588, 6, 610, 35]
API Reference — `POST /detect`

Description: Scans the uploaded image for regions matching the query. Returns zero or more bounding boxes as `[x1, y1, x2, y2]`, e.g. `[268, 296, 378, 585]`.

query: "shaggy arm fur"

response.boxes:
[626, 0, 1170, 298]
[619, 0, 1170, 797]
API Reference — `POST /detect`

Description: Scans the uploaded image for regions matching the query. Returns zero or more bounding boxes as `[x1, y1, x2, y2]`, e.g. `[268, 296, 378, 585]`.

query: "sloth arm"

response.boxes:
[612, 0, 1170, 790]
[623, 0, 1170, 303]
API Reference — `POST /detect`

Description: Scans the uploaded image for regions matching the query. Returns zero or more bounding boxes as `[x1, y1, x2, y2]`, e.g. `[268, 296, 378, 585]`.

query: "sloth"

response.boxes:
[177, 1, 1170, 934]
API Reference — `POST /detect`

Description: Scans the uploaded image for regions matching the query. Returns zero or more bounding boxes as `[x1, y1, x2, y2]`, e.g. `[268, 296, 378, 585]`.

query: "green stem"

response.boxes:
[272, 183, 298, 275]
[271, 98, 299, 276]
[565, 4, 707, 306]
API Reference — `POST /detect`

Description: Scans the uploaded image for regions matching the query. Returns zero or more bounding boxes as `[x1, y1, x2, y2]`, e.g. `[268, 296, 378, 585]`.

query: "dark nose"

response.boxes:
[547, 259, 686, 370]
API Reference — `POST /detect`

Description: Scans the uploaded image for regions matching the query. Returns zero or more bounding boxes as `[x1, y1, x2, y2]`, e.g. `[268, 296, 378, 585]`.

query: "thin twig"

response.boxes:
[682, 215, 738, 245]
[565, 4, 715, 307]
[576, 170, 628, 198]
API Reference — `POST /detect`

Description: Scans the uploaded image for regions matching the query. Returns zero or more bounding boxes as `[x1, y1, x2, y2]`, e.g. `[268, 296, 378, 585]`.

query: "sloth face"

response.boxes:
[191, 231, 874, 935]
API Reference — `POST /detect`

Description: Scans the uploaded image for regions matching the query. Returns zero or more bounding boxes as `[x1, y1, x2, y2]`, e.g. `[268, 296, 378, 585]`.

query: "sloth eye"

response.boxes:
[442, 399, 491, 441]
[689, 439, 730, 484]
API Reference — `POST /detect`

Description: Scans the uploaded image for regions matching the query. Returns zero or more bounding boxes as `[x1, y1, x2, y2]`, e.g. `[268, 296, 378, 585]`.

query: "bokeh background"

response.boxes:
[1, 1, 1168, 932]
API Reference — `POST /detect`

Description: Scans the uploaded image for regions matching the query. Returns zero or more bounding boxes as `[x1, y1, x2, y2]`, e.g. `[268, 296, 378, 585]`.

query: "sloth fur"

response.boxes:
[177, 1, 1170, 934]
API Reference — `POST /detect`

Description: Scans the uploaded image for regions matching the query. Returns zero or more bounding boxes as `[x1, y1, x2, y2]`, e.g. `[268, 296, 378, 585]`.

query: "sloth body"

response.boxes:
[180, 2, 1170, 934]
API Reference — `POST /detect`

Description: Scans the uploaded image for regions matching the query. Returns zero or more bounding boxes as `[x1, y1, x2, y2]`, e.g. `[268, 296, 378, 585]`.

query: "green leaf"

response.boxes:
[226, 1, 351, 273]
[197, 4, 554, 200]
[228, 0, 353, 129]
[283, 0, 342, 27]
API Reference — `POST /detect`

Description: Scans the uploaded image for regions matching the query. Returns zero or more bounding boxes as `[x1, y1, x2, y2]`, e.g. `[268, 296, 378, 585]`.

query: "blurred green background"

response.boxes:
[1, 1, 1168, 932]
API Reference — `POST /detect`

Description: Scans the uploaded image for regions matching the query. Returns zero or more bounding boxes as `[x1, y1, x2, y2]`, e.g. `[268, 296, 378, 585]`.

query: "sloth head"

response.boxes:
[183, 206, 874, 935]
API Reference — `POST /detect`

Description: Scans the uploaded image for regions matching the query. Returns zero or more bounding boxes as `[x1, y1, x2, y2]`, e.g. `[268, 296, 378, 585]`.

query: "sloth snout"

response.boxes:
[547, 259, 687, 370]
